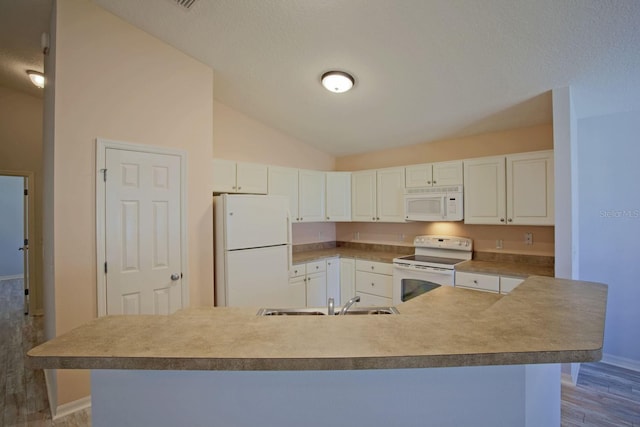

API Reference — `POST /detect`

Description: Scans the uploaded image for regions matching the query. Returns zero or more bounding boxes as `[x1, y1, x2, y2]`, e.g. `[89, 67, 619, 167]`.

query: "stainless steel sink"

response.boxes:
[256, 307, 399, 316]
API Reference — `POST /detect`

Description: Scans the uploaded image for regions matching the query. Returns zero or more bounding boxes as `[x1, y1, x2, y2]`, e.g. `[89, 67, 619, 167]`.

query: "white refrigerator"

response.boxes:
[214, 194, 298, 307]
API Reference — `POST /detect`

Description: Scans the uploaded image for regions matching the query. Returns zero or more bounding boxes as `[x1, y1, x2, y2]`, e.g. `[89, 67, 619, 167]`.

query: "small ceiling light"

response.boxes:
[27, 70, 45, 88]
[321, 71, 354, 93]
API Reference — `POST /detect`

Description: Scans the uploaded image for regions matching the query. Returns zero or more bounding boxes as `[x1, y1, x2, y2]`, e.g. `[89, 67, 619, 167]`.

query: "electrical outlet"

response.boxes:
[524, 232, 533, 245]
[496, 239, 503, 249]
[354, 231, 360, 240]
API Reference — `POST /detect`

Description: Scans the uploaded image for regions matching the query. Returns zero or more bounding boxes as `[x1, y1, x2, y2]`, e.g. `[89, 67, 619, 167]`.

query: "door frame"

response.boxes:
[0, 170, 36, 315]
[96, 139, 189, 317]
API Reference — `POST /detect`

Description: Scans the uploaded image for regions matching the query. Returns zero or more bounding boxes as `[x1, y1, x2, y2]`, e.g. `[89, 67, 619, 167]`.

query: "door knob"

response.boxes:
[171, 273, 180, 281]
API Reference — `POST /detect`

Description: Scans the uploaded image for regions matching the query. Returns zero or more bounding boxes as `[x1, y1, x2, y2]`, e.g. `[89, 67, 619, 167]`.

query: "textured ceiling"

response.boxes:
[2, 1, 640, 156]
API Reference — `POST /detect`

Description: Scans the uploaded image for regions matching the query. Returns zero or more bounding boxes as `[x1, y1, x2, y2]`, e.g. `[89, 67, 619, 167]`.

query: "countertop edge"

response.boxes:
[27, 349, 603, 371]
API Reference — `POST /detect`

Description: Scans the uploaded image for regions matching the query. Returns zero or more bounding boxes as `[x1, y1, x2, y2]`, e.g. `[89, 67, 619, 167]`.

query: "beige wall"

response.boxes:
[335, 124, 555, 255]
[48, 0, 214, 405]
[0, 86, 44, 312]
[213, 100, 334, 170]
[336, 124, 553, 171]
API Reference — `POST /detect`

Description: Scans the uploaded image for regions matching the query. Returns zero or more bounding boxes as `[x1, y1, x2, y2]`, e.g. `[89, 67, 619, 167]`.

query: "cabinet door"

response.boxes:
[355, 291, 392, 307]
[325, 172, 352, 221]
[286, 276, 307, 307]
[405, 164, 433, 188]
[212, 159, 238, 193]
[298, 169, 325, 222]
[463, 156, 506, 224]
[306, 272, 327, 307]
[236, 162, 268, 194]
[351, 170, 377, 222]
[326, 257, 341, 305]
[506, 151, 554, 225]
[376, 167, 406, 222]
[339, 258, 356, 304]
[432, 161, 463, 186]
[268, 166, 300, 222]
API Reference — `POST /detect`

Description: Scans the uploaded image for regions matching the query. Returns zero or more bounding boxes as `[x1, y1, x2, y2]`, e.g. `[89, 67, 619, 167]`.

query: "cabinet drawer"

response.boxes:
[306, 260, 326, 274]
[356, 271, 393, 298]
[356, 292, 393, 307]
[289, 264, 306, 278]
[355, 259, 393, 275]
[455, 272, 499, 293]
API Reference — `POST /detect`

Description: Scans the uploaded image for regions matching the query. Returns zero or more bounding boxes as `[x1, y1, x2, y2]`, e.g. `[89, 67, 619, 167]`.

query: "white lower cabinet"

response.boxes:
[455, 271, 526, 294]
[326, 257, 341, 305]
[500, 276, 525, 295]
[454, 271, 500, 293]
[340, 258, 356, 304]
[288, 264, 307, 308]
[304, 260, 327, 307]
[355, 260, 393, 305]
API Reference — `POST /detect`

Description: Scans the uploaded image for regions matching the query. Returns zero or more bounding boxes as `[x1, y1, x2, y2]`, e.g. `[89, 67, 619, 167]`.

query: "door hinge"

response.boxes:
[104, 262, 108, 274]
[100, 168, 107, 182]
[24, 288, 29, 296]
[24, 238, 28, 246]
[24, 189, 28, 196]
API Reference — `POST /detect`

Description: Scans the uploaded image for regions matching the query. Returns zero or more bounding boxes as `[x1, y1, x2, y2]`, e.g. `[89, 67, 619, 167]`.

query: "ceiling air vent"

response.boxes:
[174, 0, 198, 10]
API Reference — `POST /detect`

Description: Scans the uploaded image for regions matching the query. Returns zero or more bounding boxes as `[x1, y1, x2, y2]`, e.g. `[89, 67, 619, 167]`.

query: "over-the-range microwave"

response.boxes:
[404, 185, 463, 221]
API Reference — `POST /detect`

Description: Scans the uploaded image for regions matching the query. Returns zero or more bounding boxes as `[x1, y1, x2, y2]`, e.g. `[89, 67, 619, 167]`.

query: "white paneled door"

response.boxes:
[105, 148, 183, 315]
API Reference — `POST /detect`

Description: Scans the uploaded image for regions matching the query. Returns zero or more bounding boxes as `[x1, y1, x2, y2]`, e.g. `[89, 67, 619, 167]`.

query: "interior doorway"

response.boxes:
[0, 172, 34, 315]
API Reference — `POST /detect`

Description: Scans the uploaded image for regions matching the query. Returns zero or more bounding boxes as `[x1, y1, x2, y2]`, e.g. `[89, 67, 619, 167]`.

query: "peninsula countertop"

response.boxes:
[27, 275, 606, 371]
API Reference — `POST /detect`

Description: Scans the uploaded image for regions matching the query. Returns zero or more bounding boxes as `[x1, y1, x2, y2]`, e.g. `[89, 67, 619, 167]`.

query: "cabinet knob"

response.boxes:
[238, 186, 242, 190]
[507, 218, 513, 223]
[473, 280, 478, 284]
[326, 216, 330, 220]
[232, 186, 236, 190]
[500, 218, 505, 222]
[427, 181, 432, 184]
[433, 180, 437, 184]
[371, 266, 375, 270]
[372, 217, 376, 220]
[376, 217, 380, 220]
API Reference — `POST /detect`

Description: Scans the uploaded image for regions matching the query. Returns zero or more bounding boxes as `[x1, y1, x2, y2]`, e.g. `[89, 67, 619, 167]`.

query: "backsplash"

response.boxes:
[473, 251, 555, 267]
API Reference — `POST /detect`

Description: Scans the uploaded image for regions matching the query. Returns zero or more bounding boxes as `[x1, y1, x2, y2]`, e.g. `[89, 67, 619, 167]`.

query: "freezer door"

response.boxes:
[224, 245, 300, 307]
[223, 195, 290, 250]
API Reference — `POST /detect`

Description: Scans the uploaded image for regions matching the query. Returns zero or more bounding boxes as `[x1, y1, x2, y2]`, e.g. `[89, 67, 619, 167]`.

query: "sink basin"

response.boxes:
[256, 307, 399, 316]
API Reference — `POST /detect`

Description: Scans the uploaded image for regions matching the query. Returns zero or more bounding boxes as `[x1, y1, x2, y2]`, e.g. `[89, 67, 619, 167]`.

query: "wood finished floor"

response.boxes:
[1, 278, 638, 426]
[1, 279, 90, 427]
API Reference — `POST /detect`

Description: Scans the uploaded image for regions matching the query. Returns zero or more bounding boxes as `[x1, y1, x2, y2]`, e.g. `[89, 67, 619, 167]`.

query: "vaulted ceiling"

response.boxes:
[2, 1, 640, 156]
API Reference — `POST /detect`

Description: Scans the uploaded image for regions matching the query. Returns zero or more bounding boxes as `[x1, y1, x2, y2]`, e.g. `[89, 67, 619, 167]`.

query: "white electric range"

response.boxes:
[392, 235, 473, 304]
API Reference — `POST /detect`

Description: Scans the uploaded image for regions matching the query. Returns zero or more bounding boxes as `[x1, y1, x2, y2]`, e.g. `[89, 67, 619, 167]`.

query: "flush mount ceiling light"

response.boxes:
[321, 71, 354, 93]
[27, 70, 45, 89]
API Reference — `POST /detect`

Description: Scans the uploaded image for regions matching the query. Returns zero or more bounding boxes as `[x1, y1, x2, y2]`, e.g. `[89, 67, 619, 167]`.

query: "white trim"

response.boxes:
[95, 138, 189, 316]
[52, 395, 92, 421]
[602, 353, 640, 373]
[0, 274, 23, 281]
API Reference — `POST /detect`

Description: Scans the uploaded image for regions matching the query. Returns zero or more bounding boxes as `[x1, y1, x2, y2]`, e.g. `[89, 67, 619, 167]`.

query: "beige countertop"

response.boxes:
[27, 275, 606, 371]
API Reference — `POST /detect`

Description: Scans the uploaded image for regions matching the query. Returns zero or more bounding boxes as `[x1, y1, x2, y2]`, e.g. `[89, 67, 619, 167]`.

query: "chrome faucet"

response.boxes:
[327, 298, 335, 316]
[339, 296, 361, 315]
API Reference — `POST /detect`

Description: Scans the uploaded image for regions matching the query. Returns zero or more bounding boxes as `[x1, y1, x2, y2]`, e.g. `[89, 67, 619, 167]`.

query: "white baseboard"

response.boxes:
[602, 353, 640, 372]
[52, 395, 92, 421]
[0, 274, 23, 281]
[43, 369, 92, 421]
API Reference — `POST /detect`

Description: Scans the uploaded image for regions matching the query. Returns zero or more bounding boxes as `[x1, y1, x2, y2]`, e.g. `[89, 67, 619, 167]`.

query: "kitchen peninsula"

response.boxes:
[28, 276, 606, 427]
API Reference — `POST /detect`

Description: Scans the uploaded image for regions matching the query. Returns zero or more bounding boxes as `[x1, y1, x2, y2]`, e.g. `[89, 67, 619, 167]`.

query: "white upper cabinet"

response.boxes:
[268, 166, 300, 221]
[325, 172, 352, 221]
[405, 161, 463, 188]
[351, 168, 405, 222]
[351, 170, 378, 222]
[212, 159, 267, 194]
[298, 169, 326, 222]
[376, 167, 406, 222]
[463, 150, 554, 225]
[507, 151, 554, 225]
